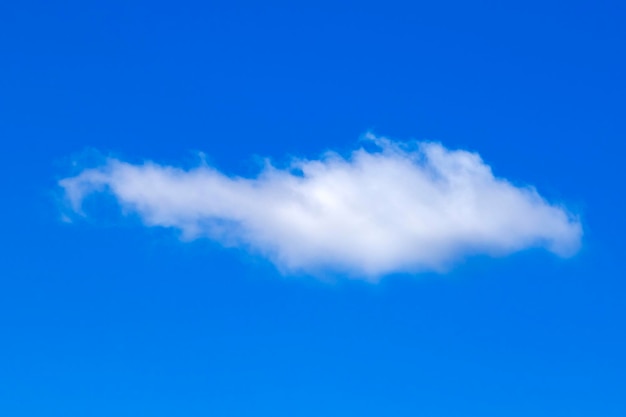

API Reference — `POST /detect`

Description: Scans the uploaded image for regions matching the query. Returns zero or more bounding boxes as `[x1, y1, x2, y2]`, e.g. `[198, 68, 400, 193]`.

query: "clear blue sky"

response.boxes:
[1, 0, 625, 415]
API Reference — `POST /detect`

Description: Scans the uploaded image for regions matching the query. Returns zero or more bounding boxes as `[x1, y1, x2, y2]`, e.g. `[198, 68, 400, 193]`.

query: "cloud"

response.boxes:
[59, 135, 582, 279]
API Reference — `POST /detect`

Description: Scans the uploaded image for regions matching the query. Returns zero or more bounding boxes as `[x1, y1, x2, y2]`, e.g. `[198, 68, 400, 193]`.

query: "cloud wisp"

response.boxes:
[59, 135, 582, 279]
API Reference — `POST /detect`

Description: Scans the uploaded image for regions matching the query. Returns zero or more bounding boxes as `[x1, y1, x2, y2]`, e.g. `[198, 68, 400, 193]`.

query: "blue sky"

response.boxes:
[1, 0, 625, 415]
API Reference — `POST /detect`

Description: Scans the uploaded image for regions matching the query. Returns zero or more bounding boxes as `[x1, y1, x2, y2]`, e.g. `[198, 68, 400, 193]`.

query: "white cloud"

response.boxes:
[59, 135, 582, 280]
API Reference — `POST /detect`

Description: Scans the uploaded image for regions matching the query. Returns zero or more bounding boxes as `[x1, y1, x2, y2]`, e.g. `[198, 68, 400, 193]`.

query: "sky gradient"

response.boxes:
[1, 0, 625, 416]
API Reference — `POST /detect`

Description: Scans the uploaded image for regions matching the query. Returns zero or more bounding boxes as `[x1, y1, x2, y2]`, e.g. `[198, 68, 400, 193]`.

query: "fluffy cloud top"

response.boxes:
[60, 136, 582, 279]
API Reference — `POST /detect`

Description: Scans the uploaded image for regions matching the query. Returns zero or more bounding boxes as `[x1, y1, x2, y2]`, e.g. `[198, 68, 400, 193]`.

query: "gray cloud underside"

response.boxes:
[60, 136, 582, 279]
